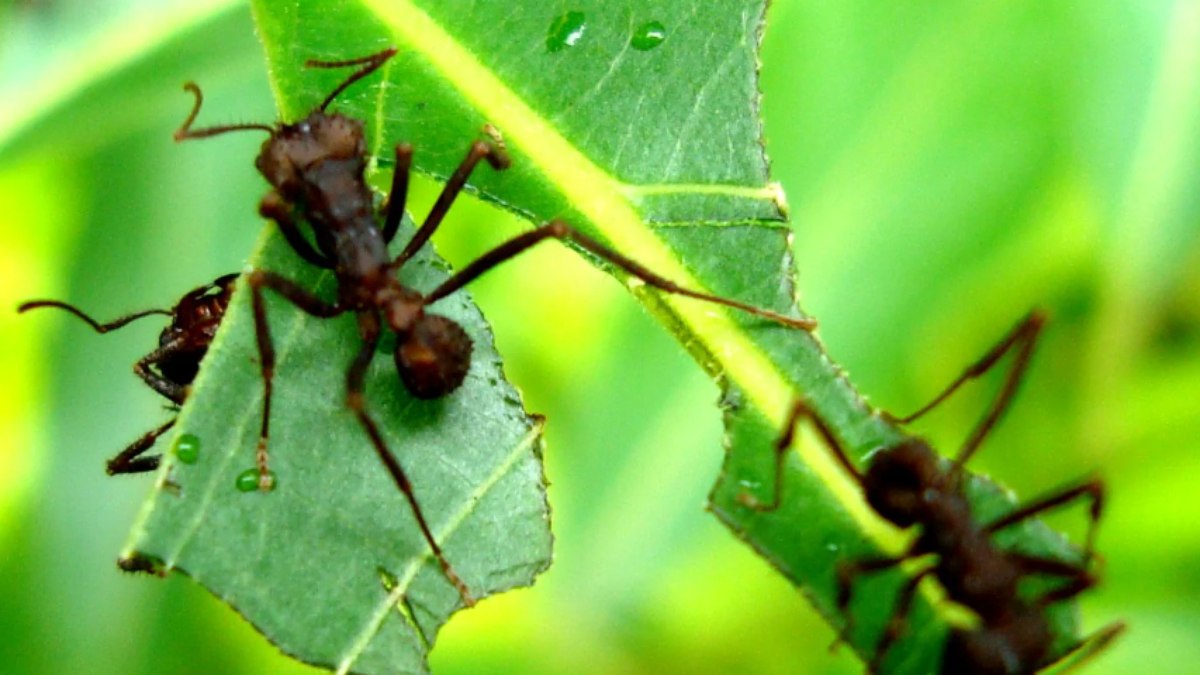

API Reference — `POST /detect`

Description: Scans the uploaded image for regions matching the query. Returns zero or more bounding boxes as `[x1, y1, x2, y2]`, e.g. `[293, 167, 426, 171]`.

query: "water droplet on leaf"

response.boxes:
[547, 11, 586, 52]
[174, 433, 200, 464]
[631, 21, 667, 51]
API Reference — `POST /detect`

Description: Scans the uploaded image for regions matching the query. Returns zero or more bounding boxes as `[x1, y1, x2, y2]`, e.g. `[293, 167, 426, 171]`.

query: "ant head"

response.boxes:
[162, 274, 236, 348]
[394, 314, 473, 399]
[863, 438, 941, 527]
[256, 111, 366, 198]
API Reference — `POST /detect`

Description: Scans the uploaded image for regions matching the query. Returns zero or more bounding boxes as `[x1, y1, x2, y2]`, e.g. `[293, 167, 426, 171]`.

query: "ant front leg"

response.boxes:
[106, 419, 176, 475]
[133, 337, 191, 405]
[344, 311, 475, 607]
[260, 192, 334, 268]
[423, 220, 816, 331]
[389, 139, 511, 264]
[247, 270, 346, 490]
[739, 398, 862, 511]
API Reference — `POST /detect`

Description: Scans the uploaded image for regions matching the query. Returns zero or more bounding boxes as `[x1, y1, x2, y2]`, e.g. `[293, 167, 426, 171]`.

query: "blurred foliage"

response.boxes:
[0, 1, 1197, 674]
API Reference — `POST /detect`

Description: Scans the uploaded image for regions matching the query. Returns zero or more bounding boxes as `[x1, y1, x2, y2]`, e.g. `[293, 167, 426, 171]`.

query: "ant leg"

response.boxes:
[739, 398, 861, 511]
[884, 311, 1045, 471]
[345, 312, 474, 607]
[248, 270, 345, 490]
[1035, 571, 1096, 608]
[889, 311, 1044, 425]
[260, 192, 334, 268]
[307, 47, 399, 113]
[390, 140, 511, 267]
[1044, 622, 1126, 673]
[868, 566, 936, 673]
[134, 337, 191, 405]
[834, 554, 914, 646]
[380, 143, 413, 244]
[424, 219, 816, 331]
[17, 300, 171, 332]
[985, 477, 1105, 563]
[106, 419, 176, 475]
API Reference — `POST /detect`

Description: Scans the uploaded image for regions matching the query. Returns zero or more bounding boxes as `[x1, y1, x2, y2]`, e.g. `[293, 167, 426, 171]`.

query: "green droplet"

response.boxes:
[236, 468, 276, 493]
[547, 11, 586, 53]
[631, 21, 667, 51]
[174, 433, 200, 464]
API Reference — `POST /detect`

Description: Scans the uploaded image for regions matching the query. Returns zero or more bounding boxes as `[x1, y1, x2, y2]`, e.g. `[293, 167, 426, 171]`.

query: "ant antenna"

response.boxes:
[174, 82, 274, 141]
[306, 46, 399, 113]
[17, 300, 171, 333]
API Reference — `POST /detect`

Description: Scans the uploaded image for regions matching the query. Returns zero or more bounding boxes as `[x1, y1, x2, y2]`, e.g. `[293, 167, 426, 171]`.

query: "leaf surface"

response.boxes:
[124, 220, 552, 675]
[126, 0, 1090, 672]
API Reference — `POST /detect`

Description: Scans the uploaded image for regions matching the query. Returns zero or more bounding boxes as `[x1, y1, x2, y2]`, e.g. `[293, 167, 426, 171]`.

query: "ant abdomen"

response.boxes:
[395, 314, 473, 399]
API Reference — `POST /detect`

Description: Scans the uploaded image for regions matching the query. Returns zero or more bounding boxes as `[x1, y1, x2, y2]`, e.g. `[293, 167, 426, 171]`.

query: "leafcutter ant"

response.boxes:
[175, 47, 816, 606]
[746, 311, 1124, 673]
[19, 274, 236, 475]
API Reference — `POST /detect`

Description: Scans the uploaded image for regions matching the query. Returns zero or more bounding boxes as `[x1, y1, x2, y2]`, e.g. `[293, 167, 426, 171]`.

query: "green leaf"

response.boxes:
[125, 0, 1092, 672]
[124, 220, 552, 674]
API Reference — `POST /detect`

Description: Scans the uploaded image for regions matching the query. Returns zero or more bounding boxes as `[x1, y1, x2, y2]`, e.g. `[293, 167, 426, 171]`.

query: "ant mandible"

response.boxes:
[744, 311, 1124, 673]
[175, 47, 817, 607]
[19, 274, 236, 475]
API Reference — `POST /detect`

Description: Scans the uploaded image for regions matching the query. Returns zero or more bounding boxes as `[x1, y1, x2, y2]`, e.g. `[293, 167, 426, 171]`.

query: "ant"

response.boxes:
[19, 274, 237, 475]
[174, 47, 816, 607]
[745, 311, 1124, 673]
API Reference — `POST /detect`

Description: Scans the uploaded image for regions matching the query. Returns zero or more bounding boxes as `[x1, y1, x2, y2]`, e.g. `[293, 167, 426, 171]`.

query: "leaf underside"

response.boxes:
[126, 0, 1089, 673]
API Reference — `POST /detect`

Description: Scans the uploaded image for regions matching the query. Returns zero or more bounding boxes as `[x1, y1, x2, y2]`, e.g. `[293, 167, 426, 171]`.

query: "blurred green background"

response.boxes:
[1, 0, 1197, 673]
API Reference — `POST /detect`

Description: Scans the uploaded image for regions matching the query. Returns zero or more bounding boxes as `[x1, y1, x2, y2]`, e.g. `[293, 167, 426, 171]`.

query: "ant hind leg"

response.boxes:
[345, 312, 475, 607]
[423, 220, 816, 331]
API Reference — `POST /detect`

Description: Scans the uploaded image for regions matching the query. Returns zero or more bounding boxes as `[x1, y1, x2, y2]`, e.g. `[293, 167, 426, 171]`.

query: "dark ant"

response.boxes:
[174, 47, 816, 607]
[745, 311, 1124, 673]
[18, 274, 237, 475]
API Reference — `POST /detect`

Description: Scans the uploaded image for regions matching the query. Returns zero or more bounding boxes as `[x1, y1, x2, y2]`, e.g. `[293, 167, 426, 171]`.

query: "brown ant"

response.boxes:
[18, 274, 236, 475]
[745, 311, 1124, 673]
[174, 47, 815, 607]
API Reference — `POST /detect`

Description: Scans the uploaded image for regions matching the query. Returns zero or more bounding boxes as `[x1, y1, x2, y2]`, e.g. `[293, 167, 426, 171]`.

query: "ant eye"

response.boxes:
[394, 314, 473, 399]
